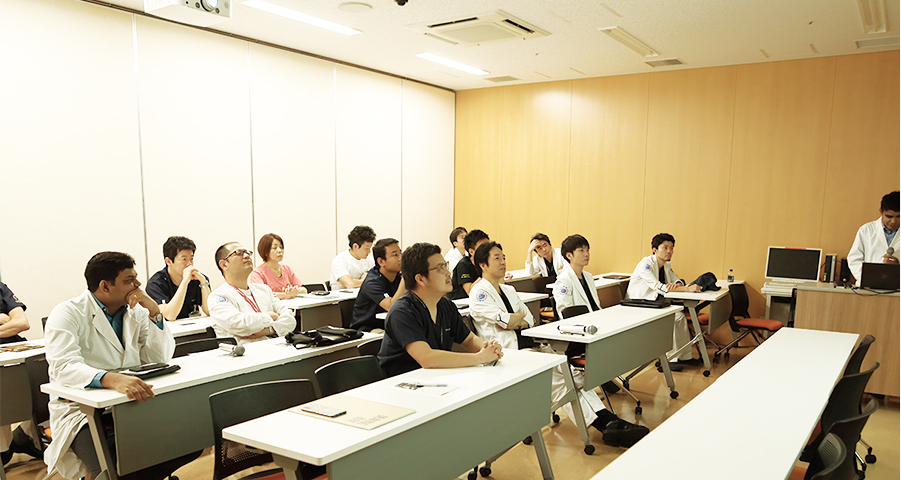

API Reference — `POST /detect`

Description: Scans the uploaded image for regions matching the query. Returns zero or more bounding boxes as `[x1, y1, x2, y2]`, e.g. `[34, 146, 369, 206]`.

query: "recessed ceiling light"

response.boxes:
[598, 27, 658, 57]
[416, 53, 489, 76]
[243, 0, 361, 36]
[337, 2, 372, 14]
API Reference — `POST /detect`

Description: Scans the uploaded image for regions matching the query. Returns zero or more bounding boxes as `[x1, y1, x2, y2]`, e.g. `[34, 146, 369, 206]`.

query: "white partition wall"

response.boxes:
[0, 0, 146, 324]
[249, 44, 338, 285]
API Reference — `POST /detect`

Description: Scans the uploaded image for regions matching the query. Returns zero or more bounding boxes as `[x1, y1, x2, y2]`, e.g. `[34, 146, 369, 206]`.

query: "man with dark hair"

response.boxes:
[525, 233, 566, 281]
[209, 243, 295, 344]
[469, 242, 648, 447]
[378, 242, 503, 377]
[449, 229, 490, 299]
[627, 233, 700, 371]
[146, 236, 211, 320]
[350, 238, 406, 333]
[848, 191, 900, 285]
[43, 252, 196, 480]
[553, 234, 603, 318]
[330, 225, 377, 289]
[444, 226, 468, 271]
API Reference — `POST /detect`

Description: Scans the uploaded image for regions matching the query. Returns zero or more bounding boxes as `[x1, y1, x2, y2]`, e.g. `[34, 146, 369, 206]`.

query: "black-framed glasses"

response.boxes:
[225, 249, 253, 260]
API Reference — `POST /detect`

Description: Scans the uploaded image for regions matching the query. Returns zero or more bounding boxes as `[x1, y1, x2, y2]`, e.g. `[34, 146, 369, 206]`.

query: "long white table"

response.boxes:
[593, 328, 859, 480]
[41, 334, 377, 479]
[664, 280, 737, 376]
[223, 349, 564, 480]
[281, 289, 359, 330]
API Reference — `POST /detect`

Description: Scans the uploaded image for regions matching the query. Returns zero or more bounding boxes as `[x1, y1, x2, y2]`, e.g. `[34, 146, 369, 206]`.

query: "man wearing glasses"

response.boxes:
[208, 242, 295, 344]
[378, 242, 503, 377]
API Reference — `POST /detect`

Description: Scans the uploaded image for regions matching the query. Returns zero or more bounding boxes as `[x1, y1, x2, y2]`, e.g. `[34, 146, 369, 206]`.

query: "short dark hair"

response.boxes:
[85, 252, 135, 291]
[531, 233, 551, 244]
[881, 191, 899, 212]
[449, 227, 467, 245]
[652, 233, 676, 250]
[348, 225, 376, 248]
[561, 235, 590, 263]
[163, 236, 196, 262]
[214, 242, 238, 275]
[373, 238, 399, 263]
[463, 229, 490, 253]
[473, 241, 502, 278]
[401, 242, 442, 289]
[257, 233, 284, 262]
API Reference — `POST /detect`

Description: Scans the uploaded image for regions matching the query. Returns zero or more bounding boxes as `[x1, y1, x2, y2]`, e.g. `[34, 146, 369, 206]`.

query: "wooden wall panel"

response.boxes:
[499, 81, 573, 266]
[725, 57, 837, 315]
[643, 66, 736, 281]
[820, 52, 900, 259]
[454, 88, 503, 247]
[570, 74, 649, 274]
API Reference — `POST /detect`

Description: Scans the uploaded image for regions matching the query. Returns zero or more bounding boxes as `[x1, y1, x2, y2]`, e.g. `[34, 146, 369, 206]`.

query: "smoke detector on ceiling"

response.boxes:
[407, 10, 550, 47]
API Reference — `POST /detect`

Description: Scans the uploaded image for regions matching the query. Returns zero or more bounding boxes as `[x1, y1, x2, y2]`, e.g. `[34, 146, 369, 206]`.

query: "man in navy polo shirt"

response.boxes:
[350, 238, 406, 333]
[378, 242, 502, 377]
[146, 236, 211, 320]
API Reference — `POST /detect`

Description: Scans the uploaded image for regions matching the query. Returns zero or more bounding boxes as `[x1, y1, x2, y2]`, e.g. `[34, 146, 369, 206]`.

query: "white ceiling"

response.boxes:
[102, 0, 900, 91]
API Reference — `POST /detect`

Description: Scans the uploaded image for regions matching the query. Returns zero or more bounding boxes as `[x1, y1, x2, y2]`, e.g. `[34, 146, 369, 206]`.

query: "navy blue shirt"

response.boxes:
[350, 265, 401, 332]
[378, 292, 472, 377]
[146, 266, 208, 319]
[0, 282, 27, 344]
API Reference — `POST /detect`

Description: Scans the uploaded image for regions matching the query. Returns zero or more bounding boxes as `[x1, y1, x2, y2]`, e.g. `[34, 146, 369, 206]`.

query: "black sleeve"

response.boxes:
[145, 274, 170, 304]
[442, 299, 471, 344]
[0, 282, 26, 314]
[361, 276, 390, 305]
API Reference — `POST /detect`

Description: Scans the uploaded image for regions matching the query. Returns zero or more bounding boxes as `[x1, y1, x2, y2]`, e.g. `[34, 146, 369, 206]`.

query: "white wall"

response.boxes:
[0, 0, 455, 336]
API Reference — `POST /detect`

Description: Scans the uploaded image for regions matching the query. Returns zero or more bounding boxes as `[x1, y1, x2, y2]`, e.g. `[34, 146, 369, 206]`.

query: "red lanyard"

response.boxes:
[232, 285, 261, 313]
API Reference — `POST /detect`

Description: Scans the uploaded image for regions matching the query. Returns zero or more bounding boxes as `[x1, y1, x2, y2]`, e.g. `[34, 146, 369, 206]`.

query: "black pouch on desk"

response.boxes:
[620, 298, 673, 309]
[688, 272, 720, 292]
[286, 326, 362, 348]
[120, 364, 181, 379]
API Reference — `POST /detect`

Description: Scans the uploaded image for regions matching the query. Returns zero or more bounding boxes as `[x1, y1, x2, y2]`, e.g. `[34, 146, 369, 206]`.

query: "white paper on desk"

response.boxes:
[392, 379, 460, 397]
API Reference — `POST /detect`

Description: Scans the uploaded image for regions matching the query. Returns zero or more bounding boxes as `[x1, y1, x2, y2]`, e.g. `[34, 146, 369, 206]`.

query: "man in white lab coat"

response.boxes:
[848, 191, 900, 285]
[626, 233, 700, 372]
[44, 252, 197, 480]
[553, 234, 603, 318]
[208, 242, 296, 343]
[525, 233, 566, 281]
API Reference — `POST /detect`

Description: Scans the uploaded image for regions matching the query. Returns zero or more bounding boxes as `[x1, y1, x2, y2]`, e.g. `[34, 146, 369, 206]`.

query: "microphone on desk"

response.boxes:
[219, 343, 245, 356]
[557, 324, 598, 335]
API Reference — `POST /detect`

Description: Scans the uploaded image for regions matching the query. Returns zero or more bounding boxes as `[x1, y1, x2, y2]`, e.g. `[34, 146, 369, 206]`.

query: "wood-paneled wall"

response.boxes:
[455, 52, 899, 316]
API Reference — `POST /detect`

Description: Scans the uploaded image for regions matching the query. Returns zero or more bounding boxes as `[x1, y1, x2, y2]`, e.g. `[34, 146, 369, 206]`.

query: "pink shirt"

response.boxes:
[249, 263, 303, 293]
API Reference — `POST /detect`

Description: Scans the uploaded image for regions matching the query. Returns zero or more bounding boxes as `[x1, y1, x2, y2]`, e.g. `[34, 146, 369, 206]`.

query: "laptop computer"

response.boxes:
[860, 263, 900, 291]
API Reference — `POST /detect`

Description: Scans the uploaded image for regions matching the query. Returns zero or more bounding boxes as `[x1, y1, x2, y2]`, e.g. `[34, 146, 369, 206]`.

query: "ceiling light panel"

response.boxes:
[243, 0, 361, 36]
[598, 27, 658, 57]
[416, 53, 488, 76]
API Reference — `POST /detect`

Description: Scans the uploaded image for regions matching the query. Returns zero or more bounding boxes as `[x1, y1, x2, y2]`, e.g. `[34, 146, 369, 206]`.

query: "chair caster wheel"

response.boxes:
[635, 406, 642, 415]
[670, 391, 679, 399]
[703, 370, 711, 377]
[479, 466, 491, 477]
[552, 413, 560, 423]
[468, 470, 478, 480]
[866, 454, 877, 463]
[657, 366, 663, 372]
[523, 436, 533, 445]
[584, 444, 595, 455]
[655, 360, 661, 368]
[724, 352, 730, 359]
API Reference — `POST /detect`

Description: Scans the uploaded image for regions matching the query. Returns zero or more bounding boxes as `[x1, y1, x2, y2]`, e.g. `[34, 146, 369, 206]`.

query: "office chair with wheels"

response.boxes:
[714, 284, 782, 358]
[356, 337, 382, 357]
[209, 380, 325, 480]
[533, 276, 557, 323]
[314, 356, 384, 397]
[788, 433, 848, 480]
[173, 337, 237, 358]
[822, 400, 879, 480]
[24, 355, 52, 450]
[841, 335, 877, 465]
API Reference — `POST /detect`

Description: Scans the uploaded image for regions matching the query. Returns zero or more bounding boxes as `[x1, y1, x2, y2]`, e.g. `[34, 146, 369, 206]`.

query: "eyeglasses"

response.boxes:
[428, 261, 450, 274]
[225, 249, 253, 260]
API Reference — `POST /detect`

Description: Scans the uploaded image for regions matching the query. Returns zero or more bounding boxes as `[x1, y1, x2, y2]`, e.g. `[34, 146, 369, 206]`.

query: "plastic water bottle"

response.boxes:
[727, 269, 734, 282]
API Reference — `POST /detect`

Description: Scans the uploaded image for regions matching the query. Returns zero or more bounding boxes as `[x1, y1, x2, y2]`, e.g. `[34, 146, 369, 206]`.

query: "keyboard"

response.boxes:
[764, 281, 800, 289]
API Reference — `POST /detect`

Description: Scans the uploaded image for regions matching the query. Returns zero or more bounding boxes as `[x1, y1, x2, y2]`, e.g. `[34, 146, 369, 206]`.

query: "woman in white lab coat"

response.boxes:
[525, 233, 566, 280]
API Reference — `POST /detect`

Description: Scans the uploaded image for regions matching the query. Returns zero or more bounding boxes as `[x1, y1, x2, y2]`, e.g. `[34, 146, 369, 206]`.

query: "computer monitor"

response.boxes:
[764, 247, 822, 283]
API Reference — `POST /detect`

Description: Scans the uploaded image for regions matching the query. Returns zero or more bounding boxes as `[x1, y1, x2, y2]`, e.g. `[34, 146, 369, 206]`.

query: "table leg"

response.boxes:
[558, 363, 591, 450]
[272, 454, 302, 480]
[531, 429, 555, 480]
[658, 355, 678, 399]
[80, 404, 118, 480]
[668, 301, 711, 376]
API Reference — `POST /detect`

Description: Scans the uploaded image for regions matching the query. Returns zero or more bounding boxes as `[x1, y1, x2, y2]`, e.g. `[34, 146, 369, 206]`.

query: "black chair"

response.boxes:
[533, 276, 557, 323]
[841, 335, 877, 465]
[821, 399, 879, 480]
[302, 283, 326, 293]
[173, 337, 237, 358]
[24, 354, 52, 449]
[714, 284, 783, 358]
[209, 380, 324, 480]
[314, 356, 384, 397]
[789, 433, 848, 480]
[339, 299, 355, 329]
[356, 337, 382, 357]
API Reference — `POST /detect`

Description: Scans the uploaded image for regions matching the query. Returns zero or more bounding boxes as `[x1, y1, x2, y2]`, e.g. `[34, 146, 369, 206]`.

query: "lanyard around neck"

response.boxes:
[231, 285, 261, 313]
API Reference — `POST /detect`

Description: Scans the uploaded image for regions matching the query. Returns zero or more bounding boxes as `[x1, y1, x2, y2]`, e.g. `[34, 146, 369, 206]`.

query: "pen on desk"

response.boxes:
[413, 383, 447, 388]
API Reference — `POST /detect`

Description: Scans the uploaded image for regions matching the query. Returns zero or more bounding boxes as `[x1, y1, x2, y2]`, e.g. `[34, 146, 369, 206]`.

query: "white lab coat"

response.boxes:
[526, 248, 567, 278]
[553, 263, 602, 318]
[848, 218, 900, 286]
[208, 283, 295, 344]
[468, 279, 605, 425]
[43, 290, 175, 480]
[445, 248, 464, 272]
[626, 254, 691, 361]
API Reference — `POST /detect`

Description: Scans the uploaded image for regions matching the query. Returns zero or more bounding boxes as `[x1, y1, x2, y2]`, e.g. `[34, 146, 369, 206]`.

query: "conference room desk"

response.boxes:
[506, 268, 539, 290]
[0, 340, 45, 426]
[168, 316, 213, 343]
[664, 280, 737, 377]
[453, 291, 548, 321]
[223, 349, 563, 480]
[794, 282, 899, 397]
[593, 328, 858, 480]
[41, 334, 378, 479]
[545, 272, 632, 306]
[281, 289, 359, 330]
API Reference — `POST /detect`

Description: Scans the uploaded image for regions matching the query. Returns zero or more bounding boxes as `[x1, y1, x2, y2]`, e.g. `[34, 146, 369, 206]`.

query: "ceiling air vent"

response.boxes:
[645, 58, 685, 68]
[407, 10, 550, 47]
[485, 76, 521, 83]
[855, 36, 900, 48]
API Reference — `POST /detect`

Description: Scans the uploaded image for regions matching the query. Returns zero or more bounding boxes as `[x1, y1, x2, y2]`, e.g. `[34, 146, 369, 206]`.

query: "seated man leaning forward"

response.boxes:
[350, 238, 406, 333]
[330, 225, 376, 289]
[378, 242, 503, 378]
[208, 242, 296, 344]
[626, 233, 700, 372]
[146, 235, 211, 320]
[43, 252, 199, 480]
[470, 242, 649, 448]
